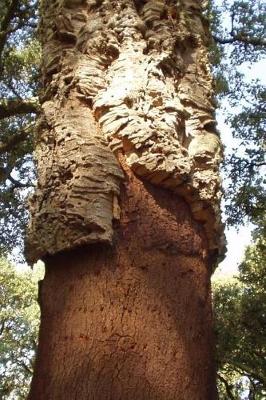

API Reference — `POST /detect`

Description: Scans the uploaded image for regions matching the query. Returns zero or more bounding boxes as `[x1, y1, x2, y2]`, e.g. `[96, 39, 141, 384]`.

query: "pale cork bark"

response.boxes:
[26, 0, 225, 264]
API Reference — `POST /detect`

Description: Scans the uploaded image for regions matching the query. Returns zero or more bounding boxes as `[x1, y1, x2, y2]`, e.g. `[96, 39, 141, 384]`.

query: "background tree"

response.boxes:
[0, 258, 40, 399]
[213, 222, 266, 399]
[208, 3, 266, 395]
[207, 0, 265, 226]
[0, 0, 39, 258]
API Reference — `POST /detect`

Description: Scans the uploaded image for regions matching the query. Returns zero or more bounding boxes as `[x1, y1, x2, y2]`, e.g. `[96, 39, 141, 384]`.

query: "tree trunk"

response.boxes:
[26, 0, 224, 398]
[29, 162, 217, 399]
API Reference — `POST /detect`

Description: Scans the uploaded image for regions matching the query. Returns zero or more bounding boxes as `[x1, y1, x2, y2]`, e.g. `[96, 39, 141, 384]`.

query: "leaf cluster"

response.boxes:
[0, 258, 41, 399]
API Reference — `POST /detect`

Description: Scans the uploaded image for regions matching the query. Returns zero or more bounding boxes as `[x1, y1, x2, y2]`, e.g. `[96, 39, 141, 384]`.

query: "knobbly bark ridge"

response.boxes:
[26, 0, 225, 264]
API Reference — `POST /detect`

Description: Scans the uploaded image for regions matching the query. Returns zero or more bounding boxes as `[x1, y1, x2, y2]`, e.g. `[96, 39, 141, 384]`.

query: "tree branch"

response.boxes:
[18, 360, 34, 375]
[0, 0, 19, 32]
[0, 0, 20, 58]
[0, 98, 39, 119]
[8, 174, 31, 188]
[0, 320, 6, 336]
[213, 34, 266, 47]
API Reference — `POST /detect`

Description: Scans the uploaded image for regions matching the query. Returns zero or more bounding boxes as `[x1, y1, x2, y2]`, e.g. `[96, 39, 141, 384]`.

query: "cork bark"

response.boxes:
[28, 164, 217, 400]
[26, 0, 225, 264]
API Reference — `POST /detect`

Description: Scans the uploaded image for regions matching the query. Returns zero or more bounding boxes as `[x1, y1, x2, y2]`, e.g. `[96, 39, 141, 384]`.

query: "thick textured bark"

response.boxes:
[26, 0, 224, 398]
[26, 0, 225, 263]
[29, 163, 217, 400]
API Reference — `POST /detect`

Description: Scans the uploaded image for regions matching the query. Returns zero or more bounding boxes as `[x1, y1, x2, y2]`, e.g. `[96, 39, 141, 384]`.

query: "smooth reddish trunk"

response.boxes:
[28, 166, 217, 400]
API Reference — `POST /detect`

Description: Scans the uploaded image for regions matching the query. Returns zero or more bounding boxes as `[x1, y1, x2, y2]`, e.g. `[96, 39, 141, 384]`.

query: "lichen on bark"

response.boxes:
[26, 0, 225, 264]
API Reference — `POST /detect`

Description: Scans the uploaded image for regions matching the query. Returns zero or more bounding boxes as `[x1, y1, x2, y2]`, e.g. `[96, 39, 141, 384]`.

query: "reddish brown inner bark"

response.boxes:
[28, 165, 217, 400]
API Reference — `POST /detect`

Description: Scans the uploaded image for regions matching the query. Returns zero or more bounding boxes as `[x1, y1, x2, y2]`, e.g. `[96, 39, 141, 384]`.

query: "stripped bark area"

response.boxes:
[26, 0, 225, 264]
[28, 164, 217, 400]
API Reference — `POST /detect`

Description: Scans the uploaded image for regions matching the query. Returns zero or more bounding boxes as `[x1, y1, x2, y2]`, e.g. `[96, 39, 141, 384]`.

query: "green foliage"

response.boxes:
[225, 82, 265, 226]
[211, 13, 266, 395]
[0, 259, 41, 399]
[0, 115, 36, 259]
[0, 0, 40, 258]
[1, 39, 40, 98]
[207, 0, 266, 226]
[213, 233, 266, 399]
